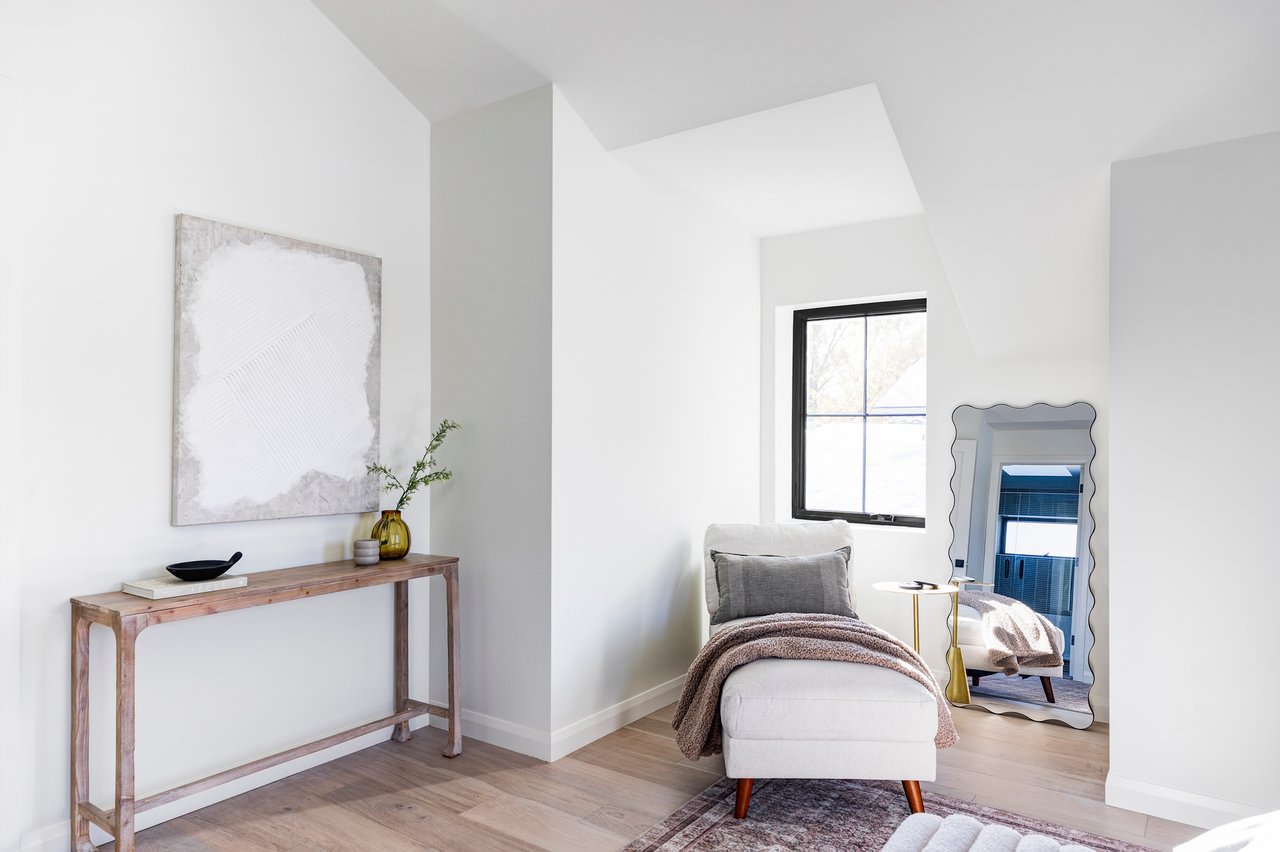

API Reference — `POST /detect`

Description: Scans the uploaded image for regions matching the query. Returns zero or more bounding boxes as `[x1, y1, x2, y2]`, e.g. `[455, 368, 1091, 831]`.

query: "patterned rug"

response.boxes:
[624, 777, 1154, 851]
[970, 673, 1092, 713]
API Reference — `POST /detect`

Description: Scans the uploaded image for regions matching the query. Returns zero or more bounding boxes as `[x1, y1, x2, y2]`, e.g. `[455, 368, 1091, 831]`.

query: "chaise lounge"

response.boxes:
[704, 521, 944, 819]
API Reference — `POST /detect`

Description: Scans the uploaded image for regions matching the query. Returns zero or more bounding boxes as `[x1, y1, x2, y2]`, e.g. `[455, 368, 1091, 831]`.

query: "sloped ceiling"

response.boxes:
[314, 0, 1280, 361]
[613, 85, 922, 237]
[308, 0, 545, 119]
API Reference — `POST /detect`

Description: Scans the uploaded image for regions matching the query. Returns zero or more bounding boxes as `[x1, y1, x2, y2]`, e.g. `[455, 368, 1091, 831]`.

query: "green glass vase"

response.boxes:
[371, 509, 410, 560]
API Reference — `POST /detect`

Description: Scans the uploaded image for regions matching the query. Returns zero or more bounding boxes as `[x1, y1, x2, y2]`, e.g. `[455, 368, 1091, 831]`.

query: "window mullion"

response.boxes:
[861, 316, 868, 514]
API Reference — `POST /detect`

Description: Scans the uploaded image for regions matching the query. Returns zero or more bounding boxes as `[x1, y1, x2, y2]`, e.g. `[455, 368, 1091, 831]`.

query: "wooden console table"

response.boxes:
[69, 553, 460, 852]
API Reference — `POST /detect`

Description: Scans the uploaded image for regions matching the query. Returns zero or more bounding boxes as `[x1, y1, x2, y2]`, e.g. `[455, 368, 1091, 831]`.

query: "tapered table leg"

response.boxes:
[70, 608, 93, 852]
[442, 562, 462, 758]
[391, 580, 411, 743]
[114, 617, 141, 852]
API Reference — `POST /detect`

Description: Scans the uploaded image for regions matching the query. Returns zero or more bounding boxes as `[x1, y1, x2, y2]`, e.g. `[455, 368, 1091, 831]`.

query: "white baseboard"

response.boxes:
[20, 717, 433, 852]
[1105, 772, 1266, 830]
[26, 677, 687, 851]
[549, 675, 685, 761]
[426, 674, 687, 763]
[426, 703, 555, 761]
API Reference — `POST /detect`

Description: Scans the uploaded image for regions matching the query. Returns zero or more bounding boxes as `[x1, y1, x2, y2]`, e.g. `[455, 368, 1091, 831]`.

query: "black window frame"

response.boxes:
[791, 298, 927, 528]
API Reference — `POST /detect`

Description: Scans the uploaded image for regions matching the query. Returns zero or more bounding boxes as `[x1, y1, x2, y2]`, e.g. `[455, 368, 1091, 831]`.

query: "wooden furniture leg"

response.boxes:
[391, 580, 411, 743]
[442, 561, 462, 758]
[69, 555, 455, 845]
[972, 672, 981, 687]
[115, 618, 141, 852]
[70, 609, 93, 852]
[734, 778, 754, 819]
[902, 780, 925, 814]
[1040, 676, 1056, 704]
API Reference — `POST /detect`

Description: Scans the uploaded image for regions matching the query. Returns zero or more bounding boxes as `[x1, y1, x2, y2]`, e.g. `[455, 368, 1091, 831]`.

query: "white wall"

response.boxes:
[760, 216, 1110, 715]
[548, 90, 759, 748]
[429, 86, 555, 749]
[1108, 130, 1280, 827]
[0, 72, 27, 852]
[0, 3, 432, 848]
[429, 86, 760, 760]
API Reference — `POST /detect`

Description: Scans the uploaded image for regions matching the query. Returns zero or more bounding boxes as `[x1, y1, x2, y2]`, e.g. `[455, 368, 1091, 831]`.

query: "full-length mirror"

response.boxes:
[945, 402, 1096, 728]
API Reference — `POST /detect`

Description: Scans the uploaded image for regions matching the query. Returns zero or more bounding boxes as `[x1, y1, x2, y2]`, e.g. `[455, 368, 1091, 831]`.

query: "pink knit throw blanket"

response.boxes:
[958, 590, 1063, 675]
[672, 613, 958, 760]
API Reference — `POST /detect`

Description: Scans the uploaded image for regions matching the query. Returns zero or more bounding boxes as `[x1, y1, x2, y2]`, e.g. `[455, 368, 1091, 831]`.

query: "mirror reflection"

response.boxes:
[946, 402, 1096, 728]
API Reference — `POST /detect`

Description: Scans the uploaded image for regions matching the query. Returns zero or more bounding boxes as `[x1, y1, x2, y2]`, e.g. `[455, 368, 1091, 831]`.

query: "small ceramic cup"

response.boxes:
[354, 538, 380, 565]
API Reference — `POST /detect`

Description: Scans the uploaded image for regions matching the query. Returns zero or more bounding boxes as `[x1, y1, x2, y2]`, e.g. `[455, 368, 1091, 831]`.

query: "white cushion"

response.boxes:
[708, 615, 766, 636]
[703, 521, 855, 617]
[722, 736, 937, 781]
[956, 605, 985, 647]
[959, 643, 1064, 678]
[1176, 811, 1280, 851]
[952, 605, 1067, 677]
[719, 658, 938, 744]
[884, 813, 1096, 852]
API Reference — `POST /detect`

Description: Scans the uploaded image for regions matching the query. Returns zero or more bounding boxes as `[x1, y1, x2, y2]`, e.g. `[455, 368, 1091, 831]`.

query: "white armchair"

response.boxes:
[705, 521, 940, 819]
[954, 604, 1065, 703]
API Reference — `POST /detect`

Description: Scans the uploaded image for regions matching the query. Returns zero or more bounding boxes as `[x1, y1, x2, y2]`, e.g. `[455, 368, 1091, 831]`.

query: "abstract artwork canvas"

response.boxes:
[172, 214, 381, 525]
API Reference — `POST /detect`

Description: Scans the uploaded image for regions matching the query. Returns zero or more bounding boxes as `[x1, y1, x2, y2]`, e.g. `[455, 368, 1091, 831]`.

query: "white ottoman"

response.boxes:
[884, 813, 1097, 851]
[720, 658, 940, 817]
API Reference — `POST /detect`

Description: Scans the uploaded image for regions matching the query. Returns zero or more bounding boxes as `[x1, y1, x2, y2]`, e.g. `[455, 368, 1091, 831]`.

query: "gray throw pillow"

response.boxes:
[710, 547, 856, 624]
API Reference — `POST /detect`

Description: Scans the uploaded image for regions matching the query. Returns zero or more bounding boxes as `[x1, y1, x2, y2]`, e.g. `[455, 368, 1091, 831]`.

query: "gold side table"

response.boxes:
[872, 581, 959, 654]
[943, 577, 995, 704]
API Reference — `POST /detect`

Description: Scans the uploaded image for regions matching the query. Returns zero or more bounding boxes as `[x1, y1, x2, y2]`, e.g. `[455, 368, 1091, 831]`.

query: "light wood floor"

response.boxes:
[114, 705, 1201, 850]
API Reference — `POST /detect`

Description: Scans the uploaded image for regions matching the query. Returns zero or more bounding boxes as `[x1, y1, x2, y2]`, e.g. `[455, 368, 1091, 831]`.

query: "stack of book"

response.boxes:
[120, 574, 247, 599]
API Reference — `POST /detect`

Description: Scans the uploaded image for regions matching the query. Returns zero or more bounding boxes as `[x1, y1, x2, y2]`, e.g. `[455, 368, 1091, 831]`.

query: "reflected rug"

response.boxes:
[623, 777, 1154, 852]
[971, 674, 1092, 714]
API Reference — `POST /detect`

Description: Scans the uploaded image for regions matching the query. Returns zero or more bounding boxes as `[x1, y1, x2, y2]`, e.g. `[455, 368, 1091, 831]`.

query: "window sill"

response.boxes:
[791, 510, 925, 530]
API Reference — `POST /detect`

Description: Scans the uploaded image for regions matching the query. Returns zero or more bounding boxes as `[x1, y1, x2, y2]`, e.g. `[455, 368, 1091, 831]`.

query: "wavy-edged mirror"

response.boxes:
[945, 402, 1097, 728]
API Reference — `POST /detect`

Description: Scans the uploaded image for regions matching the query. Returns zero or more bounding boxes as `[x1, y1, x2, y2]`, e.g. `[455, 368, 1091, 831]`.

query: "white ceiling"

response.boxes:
[312, 0, 1280, 361]
[613, 85, 921, 237]
[308, 0, 545, 120]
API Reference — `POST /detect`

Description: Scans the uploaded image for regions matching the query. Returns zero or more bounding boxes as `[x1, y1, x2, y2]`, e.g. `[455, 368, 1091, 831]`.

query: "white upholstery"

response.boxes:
[703, 521, 855, 617]
[885, 813, 1096, 852]
[709, 615, 765, 636]
[953, 605, 1066, 677]
[1175, 811, 1280, 851]
[704, 522, 937, 786]
[959, 643, 1063, 678]
[721, 659, 937, 744]
[723, 736, 938, 781]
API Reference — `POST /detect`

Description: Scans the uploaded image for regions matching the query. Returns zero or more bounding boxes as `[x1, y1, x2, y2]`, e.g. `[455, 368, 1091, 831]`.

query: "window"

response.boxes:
[1002, 520, 1078, 558]
[792, 299, 926, 527]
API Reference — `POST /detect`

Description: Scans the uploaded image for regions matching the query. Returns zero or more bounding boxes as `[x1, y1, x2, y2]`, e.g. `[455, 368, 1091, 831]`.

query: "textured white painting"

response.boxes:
[172, 215, 381, 525]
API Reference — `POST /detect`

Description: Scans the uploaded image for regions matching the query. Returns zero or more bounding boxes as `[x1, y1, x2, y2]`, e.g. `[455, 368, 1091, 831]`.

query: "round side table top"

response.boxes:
[951, 576, 994, 588]
[872, 581, 960, 596]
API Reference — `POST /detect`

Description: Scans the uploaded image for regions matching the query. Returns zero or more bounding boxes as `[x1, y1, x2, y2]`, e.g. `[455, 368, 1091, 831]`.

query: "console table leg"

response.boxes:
[391, 580, 411, 743]
[443, 562, 462, 758]
[114, 618, 141, 852]
[70, 610, 93, 852]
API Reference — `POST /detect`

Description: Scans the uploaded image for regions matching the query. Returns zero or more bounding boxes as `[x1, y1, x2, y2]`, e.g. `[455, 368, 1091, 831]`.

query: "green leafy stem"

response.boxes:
[367, 419, 461, 512]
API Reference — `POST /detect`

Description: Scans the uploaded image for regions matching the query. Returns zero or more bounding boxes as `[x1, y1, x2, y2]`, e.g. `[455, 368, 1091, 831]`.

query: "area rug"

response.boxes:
[971, 674, 1092, 714]
[623, 777, 1154, 852]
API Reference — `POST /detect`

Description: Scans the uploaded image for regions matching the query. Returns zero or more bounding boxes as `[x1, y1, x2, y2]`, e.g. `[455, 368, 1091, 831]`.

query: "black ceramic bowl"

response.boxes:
[166, 551, 242, 582]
